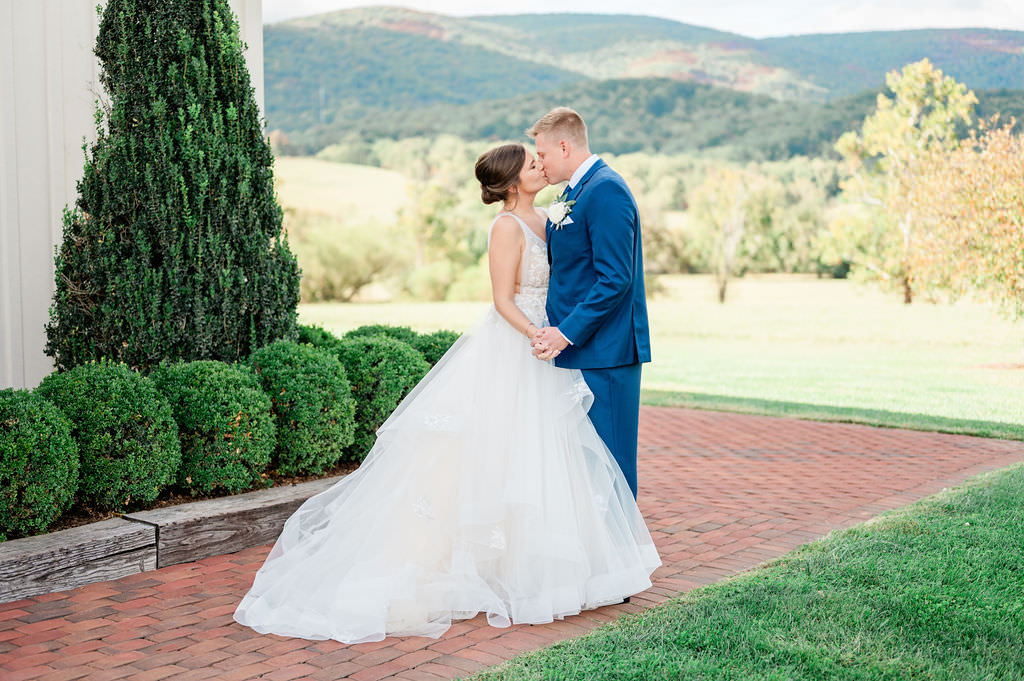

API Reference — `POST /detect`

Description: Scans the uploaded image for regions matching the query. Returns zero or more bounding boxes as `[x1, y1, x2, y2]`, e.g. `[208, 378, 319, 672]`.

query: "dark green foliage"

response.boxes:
[343, 324, 419, 347]
[342, 324, 459, 366]
[248, 341, 355, 475]
[284, 78, 880, 161]
[411, 329, 460, 366]
[36, 361, 180, 511]
[46, 0, 300, 373]
[264, 8, 1024, 160]
[265, 18, 581, 134]
[975, 88, 1024, 130]
[268, 9, 1024, 137]
[0, 390, 79, 541]
[296, 323, 344, 352]
[151, 360, 275, 495]
[292, 81, 1024, 160]
[331, 336, 430, 460]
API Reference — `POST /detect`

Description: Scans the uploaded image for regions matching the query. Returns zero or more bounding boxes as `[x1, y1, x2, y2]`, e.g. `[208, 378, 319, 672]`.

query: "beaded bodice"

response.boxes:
[489, 212, 549, 326]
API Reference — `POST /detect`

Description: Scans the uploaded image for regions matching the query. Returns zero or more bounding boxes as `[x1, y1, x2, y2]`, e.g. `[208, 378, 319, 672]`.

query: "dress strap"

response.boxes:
[488, 211, 535, 247]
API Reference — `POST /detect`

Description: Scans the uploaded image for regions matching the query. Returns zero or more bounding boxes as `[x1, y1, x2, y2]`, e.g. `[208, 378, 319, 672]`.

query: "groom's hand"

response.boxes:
[532, 327, 569, 360]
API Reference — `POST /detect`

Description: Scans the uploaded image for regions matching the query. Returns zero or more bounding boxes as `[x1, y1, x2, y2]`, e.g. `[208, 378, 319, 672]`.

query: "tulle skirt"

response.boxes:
[233, 304, 661, 643]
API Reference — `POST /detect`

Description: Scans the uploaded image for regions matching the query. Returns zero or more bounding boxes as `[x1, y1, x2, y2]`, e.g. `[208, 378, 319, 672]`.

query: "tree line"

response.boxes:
[271, 77, 1024, 165]
[287, 60, 1023, 319]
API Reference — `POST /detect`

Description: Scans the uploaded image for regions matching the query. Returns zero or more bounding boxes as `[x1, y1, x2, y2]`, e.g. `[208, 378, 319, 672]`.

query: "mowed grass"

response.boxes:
[299, 274, 1024, 438]
[274, 157, 409, 223]
[469, 463, 1024, 681]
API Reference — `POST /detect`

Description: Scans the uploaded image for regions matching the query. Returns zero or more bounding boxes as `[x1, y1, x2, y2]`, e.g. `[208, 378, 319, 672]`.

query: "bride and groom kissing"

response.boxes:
[233, 108, 660, 644]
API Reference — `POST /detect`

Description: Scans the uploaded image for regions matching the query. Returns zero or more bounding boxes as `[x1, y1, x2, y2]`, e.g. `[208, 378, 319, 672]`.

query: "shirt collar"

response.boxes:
[567, 154, 600, 189]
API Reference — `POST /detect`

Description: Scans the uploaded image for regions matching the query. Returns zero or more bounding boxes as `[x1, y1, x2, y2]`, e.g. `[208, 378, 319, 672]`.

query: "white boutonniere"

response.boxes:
[547, 199, 576, 229]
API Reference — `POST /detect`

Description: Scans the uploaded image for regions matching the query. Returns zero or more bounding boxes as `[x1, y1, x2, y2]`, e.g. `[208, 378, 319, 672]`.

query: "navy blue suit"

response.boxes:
[546, 158, 651, 497]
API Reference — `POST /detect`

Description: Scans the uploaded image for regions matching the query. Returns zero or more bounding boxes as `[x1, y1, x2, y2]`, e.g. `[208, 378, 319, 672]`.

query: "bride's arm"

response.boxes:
[489, 216, 539, 339]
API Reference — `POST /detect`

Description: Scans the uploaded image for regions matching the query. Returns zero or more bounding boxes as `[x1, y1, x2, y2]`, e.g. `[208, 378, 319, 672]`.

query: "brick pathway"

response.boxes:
[3, 407, 1024, 681]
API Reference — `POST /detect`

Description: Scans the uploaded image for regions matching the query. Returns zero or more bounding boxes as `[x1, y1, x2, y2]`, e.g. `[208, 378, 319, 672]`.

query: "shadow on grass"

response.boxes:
[642, 389, 1024, 441]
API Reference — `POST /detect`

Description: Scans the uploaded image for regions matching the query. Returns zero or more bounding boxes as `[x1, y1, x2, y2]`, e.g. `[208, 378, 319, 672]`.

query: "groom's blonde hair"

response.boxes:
[527, 107, 588, 148]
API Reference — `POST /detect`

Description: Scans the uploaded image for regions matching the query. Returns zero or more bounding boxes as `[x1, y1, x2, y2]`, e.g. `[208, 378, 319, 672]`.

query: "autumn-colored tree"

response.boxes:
[908, 120, 1024, 319]
[830, 59, 976, 303]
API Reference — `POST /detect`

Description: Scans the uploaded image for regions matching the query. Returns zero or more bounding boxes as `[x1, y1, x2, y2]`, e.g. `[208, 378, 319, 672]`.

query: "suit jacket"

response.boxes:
[546, 158, 652, 369]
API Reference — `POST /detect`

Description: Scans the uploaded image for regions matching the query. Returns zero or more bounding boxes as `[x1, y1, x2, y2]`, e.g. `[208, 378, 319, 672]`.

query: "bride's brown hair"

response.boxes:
[474, 144, 526, 205]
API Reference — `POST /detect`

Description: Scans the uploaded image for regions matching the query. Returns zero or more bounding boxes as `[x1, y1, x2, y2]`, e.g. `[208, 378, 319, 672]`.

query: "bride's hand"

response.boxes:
[532, 340, 560, 361]
[531, 337, 551, 359]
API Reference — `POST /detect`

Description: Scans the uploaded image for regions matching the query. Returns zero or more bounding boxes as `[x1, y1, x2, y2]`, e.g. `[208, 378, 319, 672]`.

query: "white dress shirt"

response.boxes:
[568, 154, 600, 189]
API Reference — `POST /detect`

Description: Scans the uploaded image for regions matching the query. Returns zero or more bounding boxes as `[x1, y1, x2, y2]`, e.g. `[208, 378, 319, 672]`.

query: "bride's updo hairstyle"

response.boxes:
[475, 144, 526, 205]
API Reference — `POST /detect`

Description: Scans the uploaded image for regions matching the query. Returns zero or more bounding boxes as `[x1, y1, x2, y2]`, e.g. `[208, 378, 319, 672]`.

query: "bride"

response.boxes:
[233, 143, 661, 644]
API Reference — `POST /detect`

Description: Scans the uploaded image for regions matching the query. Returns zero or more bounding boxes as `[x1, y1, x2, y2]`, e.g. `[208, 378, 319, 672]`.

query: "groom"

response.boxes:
[528, 107, 651, 499]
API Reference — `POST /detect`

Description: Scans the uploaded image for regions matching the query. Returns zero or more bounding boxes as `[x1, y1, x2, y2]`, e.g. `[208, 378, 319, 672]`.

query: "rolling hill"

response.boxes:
[264, 7, 1024, 157]
[760, 29, 1024, 95]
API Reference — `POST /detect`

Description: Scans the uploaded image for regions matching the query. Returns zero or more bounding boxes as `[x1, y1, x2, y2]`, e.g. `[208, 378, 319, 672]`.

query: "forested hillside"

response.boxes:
[265, 22, 582, 132]
[264, 8, 1024, 158]
[274, 79, 1023, 161]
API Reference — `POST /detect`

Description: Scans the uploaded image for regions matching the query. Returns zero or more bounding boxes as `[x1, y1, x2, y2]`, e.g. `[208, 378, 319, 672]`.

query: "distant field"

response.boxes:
[300, 275, 1024, 433]
[274, 157, 408, 223]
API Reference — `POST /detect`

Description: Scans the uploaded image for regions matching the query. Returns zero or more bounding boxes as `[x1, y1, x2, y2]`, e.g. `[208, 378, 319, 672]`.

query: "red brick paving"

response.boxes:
[3, 407, 1023, 680]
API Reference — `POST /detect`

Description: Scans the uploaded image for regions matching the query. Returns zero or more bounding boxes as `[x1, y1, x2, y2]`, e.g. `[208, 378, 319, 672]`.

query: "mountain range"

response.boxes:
[264, 7, 1024, 157]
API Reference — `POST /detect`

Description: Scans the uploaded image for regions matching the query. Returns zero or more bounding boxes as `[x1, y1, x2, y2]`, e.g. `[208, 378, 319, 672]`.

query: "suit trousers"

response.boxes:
[580, 363, 642, 498]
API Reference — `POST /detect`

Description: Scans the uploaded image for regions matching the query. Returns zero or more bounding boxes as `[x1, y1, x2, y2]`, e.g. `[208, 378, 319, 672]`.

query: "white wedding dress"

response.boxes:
[233, 212, 661, 643]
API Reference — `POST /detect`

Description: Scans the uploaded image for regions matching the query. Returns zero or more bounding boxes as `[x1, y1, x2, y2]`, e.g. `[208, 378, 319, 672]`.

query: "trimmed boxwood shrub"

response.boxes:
[344, 324, 420, 347]
[332, 336, 430, 461]
[44, 0, 299, 373]
[297, 323, 343, 352]
[36, 360, 180, 511]
[151, 360, 276, 495]
[0, 390, 79, 541]
[248, 341, 355, 476]
[344, 324, 461, 366]
[411, 329, 461, 366]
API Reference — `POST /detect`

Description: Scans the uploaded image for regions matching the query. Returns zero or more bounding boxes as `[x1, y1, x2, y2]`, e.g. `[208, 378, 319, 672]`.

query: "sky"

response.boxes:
[261, 0, 1024, 38]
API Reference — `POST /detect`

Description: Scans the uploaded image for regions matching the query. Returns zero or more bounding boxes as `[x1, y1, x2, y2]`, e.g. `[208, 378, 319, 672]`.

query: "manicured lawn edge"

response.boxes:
[642, 389, 1024, 441]
[470, 462, 1024, 680]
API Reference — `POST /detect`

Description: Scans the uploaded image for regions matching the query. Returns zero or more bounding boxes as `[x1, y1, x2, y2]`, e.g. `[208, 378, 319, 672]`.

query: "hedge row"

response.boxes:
[0, 325, 458, 541]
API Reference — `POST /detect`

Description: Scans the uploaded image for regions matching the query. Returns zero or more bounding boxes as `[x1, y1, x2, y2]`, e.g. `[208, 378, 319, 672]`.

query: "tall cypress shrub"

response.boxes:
[46, 0, 300, 372]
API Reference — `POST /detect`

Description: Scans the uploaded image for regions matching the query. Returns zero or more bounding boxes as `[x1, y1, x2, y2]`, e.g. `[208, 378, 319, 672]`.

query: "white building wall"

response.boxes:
[0, 0, 264, 389]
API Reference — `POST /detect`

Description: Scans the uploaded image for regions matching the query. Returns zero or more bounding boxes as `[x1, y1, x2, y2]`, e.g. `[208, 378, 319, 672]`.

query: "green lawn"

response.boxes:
[298, 276, 1024, 678]
[468, 462, 1024, 681]
[299, 275, 1024, 437]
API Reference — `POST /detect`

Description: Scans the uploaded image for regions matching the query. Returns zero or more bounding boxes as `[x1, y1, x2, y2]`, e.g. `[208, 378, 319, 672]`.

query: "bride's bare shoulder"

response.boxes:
[489, 214, 524, 244]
